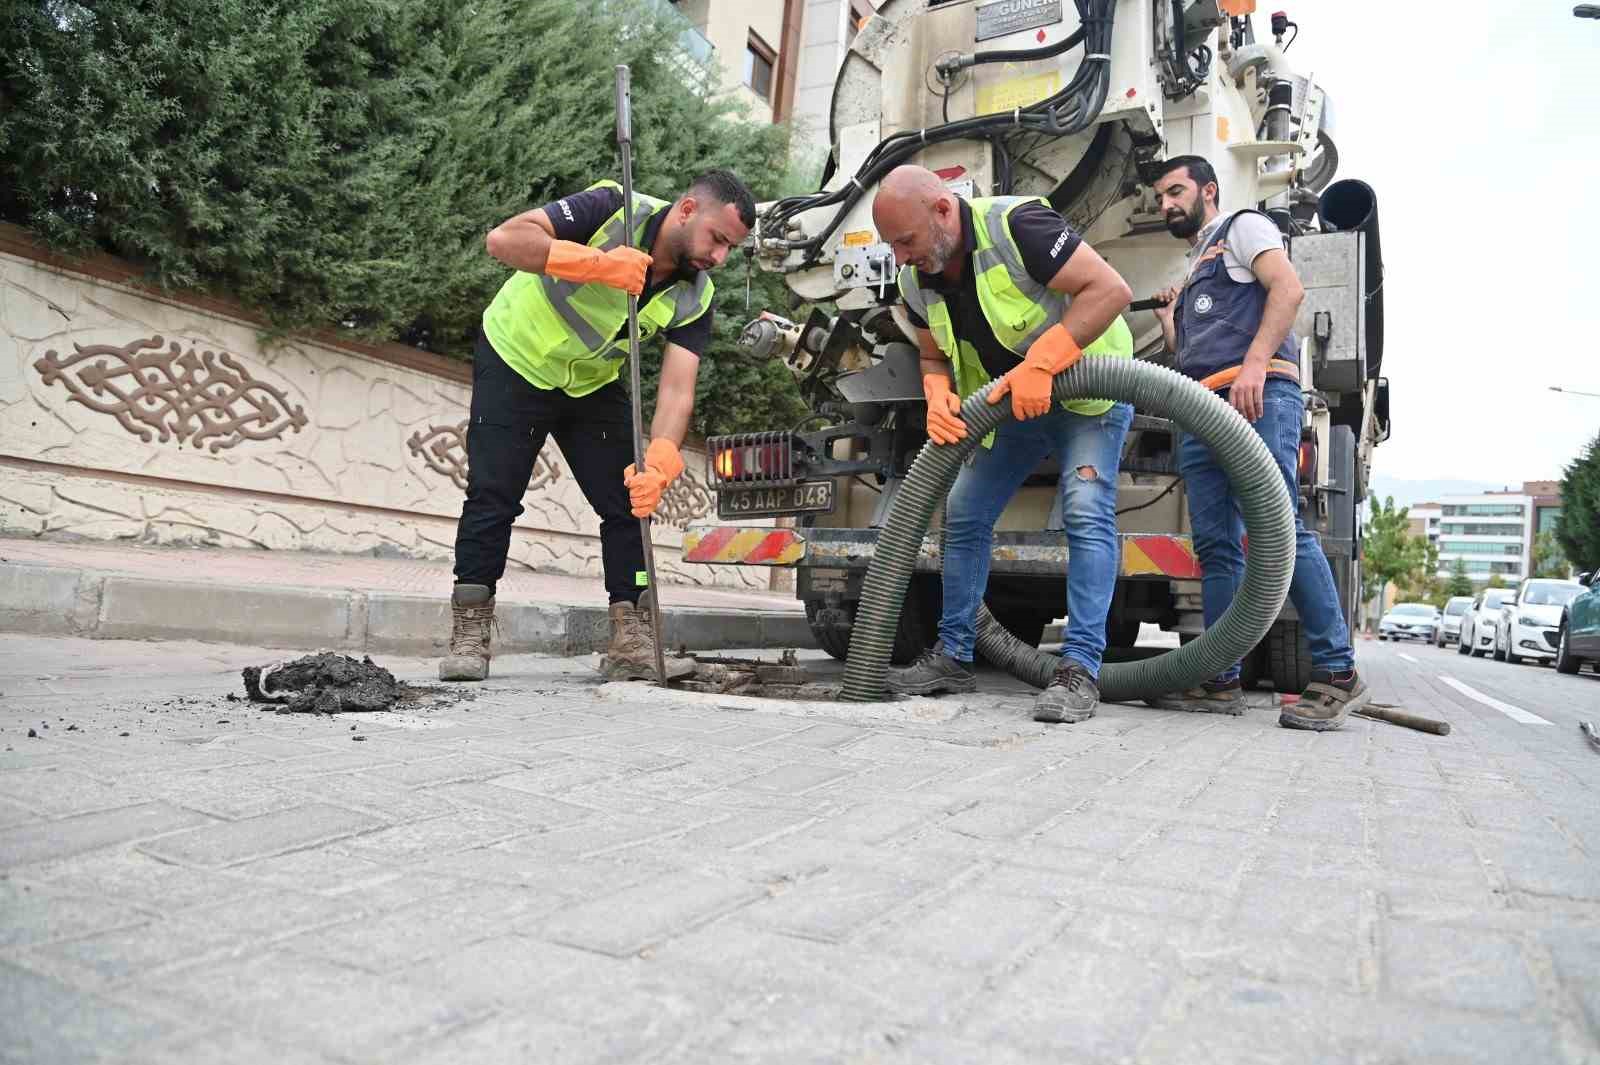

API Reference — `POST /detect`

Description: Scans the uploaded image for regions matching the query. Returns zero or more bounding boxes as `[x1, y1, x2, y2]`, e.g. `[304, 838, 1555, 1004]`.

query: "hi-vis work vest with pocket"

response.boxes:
[897, 195, 1132, 439]
[482, 181, 714, 397]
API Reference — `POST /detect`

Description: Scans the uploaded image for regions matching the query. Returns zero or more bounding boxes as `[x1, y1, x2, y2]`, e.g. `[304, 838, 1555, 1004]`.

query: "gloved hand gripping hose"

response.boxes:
[841, 359, 1297, 703]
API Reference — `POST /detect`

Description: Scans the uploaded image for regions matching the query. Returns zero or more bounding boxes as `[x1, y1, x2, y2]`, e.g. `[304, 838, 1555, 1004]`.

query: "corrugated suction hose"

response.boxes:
[841, 359, 1296, 703]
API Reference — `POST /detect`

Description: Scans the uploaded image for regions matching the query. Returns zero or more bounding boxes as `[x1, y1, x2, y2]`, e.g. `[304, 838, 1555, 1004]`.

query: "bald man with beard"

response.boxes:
[873, 166, 1135, 723]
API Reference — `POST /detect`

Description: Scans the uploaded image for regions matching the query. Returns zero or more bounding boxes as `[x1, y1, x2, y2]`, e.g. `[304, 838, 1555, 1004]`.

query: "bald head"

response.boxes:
[872, 165, 963, 275]
[877, 165, 949, 207]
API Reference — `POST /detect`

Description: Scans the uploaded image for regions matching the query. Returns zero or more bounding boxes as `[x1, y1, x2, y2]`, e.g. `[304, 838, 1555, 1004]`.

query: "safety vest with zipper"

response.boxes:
[898, 195, 1132, 444]
[482, 180, 714, 397]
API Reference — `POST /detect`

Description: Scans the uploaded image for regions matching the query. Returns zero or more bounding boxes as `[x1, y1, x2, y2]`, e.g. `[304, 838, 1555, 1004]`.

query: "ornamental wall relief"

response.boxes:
[3, 244, 765, 588]
[405, 419, 712, 527]
[34, 335, 308, 451]
[406, 420, 561, 494]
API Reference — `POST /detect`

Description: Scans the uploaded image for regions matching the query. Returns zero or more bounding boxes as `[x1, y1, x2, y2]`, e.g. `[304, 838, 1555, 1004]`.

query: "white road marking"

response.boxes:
[1438, 676, 1553, 725]
[1398, 653, 1418, 664]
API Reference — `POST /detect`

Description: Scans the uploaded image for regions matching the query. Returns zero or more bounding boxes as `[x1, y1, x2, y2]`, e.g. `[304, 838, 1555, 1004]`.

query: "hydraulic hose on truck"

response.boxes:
[841, 358, 1298, 704]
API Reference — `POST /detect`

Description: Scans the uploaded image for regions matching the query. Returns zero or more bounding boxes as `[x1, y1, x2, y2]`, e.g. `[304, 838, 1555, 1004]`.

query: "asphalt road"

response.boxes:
[1362, 632, 1600, 733]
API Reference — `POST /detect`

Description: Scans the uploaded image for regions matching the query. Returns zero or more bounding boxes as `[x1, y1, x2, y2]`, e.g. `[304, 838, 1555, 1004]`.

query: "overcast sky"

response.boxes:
[1271, 2, 1599, 484]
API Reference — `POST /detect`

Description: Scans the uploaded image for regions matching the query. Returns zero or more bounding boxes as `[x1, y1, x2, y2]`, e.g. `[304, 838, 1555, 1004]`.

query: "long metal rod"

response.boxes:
[614, 64, 668, 688]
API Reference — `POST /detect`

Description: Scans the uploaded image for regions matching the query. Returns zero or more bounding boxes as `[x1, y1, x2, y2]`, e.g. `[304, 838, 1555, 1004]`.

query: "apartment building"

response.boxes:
[1435, 492, 1534, 583]
[667, 0, 876, 160]
[1525, 479, 1565, 541]
[1407, 504, 1441, 550]
[1429, 479, 1567, 584]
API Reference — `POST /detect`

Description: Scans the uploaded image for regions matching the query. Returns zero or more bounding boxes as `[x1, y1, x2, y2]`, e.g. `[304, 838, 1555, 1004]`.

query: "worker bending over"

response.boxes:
[442, 170, 755, 683]
[874, 165, 1135, 723]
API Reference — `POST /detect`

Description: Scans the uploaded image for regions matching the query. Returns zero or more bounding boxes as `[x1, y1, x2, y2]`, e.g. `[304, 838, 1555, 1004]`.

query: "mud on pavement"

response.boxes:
[242, 652, 441, 714]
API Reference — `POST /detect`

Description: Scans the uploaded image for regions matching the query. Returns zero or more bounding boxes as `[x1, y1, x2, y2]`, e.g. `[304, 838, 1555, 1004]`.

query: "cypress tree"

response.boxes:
[1557, 430, 1600, 574]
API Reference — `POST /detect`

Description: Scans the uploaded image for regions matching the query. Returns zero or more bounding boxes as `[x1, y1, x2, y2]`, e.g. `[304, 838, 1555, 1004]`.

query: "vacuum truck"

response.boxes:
[682, 0, 1389, 692]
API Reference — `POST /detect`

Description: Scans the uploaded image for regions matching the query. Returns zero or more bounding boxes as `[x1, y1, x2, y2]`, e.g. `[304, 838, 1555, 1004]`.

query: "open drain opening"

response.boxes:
[665, 651, 841, 701]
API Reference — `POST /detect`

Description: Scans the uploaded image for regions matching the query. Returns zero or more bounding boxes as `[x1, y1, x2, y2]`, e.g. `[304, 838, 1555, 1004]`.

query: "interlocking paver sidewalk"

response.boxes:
[1, 632, 1598, 1064]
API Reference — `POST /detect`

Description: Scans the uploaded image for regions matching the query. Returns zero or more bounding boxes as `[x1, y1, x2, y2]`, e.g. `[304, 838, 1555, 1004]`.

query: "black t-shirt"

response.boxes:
[903, 199, 1082, 380]
[537, 187, 713, 355]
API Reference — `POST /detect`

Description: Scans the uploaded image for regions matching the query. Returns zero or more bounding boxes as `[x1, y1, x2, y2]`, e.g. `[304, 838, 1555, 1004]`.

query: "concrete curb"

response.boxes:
[0, 561, 815, 656]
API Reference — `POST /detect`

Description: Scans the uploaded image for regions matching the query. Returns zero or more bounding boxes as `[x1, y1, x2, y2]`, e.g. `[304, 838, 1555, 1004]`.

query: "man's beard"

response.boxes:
[922, 223, 961, 272]
[1165, 199, 1205, 239]
[668, 228, 699, 271]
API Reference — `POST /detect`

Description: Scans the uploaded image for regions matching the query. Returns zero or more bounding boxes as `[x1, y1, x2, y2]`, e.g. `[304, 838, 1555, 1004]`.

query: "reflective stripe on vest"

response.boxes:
[481, 179, 714, 397]
[898, 196, 1131, 432]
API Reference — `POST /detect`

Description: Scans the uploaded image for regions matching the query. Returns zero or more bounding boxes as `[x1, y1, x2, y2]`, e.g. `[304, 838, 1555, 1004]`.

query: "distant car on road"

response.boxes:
[1435, 596, 1474, 648]
[1458, 587, 1517, 657]
[1379, 602, 1440, 642]
[1556, 570, 1600, 675]
[1497, 578, 1585, 665]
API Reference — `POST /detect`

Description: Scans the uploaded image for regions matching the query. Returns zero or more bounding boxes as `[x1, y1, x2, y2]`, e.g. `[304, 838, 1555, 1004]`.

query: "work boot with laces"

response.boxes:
[1033, 660, 1100, 723]
[439, 583, 495, 681]
[599, 590, 694, 681]
[885, 645, 977, 696]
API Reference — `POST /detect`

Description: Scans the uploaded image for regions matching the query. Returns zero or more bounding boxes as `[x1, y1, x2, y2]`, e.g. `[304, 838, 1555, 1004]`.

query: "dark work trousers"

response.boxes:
[452, 329, 645, 604]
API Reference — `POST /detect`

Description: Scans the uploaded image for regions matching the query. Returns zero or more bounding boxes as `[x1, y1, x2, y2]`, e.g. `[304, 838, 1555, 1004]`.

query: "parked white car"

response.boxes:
[1435, 596, 1474, 648]
[1458, 587, 1517, 657]
[1496, 578, 1586, 665]
[1379, 602, 1440, 642]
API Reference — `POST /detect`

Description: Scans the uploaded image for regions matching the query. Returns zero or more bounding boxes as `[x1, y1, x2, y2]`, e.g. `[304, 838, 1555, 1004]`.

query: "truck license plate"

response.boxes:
[716, 479, 835, 520]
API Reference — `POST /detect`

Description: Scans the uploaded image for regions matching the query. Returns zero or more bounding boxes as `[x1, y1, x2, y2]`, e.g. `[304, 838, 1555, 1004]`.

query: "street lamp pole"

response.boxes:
[1550, 386, 1600, 398]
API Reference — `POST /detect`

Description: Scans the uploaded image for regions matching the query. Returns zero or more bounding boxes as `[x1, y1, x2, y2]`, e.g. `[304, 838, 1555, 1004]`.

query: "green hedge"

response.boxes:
[1, 0, 810, 437]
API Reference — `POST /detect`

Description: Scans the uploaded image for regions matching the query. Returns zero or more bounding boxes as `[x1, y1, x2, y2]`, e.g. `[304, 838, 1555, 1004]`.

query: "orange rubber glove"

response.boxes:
[624, 438, 686, 518]
[987, 323, 1083, 420]
[544, 240, 651, 296]
[922, 373, 968, 445]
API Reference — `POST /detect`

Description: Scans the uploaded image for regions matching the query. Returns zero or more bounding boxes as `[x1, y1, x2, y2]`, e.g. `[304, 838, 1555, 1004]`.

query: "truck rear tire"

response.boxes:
[805, 577, 939, 666]
[1240, 644, 1265, 690]
[803, 598, 852, 661]
[1267, 620, 1313, 693]
[1105, 616, 1142, 649]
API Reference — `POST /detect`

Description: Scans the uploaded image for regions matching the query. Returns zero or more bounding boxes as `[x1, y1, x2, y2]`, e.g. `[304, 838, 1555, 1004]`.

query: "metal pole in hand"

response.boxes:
[614, 64, 669, 688]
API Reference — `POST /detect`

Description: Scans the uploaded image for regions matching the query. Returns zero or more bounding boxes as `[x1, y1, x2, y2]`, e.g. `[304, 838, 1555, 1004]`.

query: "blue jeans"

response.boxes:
[939, 402, 1133, 676]
[1177, 376, 1354, 683]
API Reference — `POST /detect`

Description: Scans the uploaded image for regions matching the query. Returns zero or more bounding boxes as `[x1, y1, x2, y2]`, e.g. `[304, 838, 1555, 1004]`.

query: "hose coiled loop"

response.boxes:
[841, 359, 1296, 703]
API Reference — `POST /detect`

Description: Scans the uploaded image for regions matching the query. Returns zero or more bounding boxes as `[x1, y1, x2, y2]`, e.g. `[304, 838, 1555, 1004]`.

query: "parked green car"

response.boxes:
[1556, 570, 1600, 675]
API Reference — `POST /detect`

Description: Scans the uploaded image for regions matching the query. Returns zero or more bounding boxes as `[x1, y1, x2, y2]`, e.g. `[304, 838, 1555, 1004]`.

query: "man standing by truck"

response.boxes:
[872, 165, 1134, 724]
[1149, 155, 1366, 729]
[440, 170, 755, 683]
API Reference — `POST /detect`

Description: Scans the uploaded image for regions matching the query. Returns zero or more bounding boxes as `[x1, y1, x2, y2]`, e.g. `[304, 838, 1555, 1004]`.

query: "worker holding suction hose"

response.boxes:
[438, 94, 754, 683]
[1148, 155, 1366, 729]
[872, 164, 1135, 724]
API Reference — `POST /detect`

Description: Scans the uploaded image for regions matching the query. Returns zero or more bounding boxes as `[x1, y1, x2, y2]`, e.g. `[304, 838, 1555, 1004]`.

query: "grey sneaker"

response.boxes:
[885, 646, 977, 695]
[439, 583, 495, 681]
[1033, 661, 1099, 723]
[1279, 669, 1367, 731]
[1145, 678, 1245, 715]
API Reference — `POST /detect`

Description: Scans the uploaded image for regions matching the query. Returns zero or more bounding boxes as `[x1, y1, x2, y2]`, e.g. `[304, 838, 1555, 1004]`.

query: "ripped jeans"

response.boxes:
[937, 402, 1132, 676]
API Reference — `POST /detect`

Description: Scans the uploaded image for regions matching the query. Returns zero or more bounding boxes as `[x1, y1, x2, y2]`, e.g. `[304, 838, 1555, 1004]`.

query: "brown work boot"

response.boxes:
[439, 583, 495, 681]
[599, 590, 694, 681]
